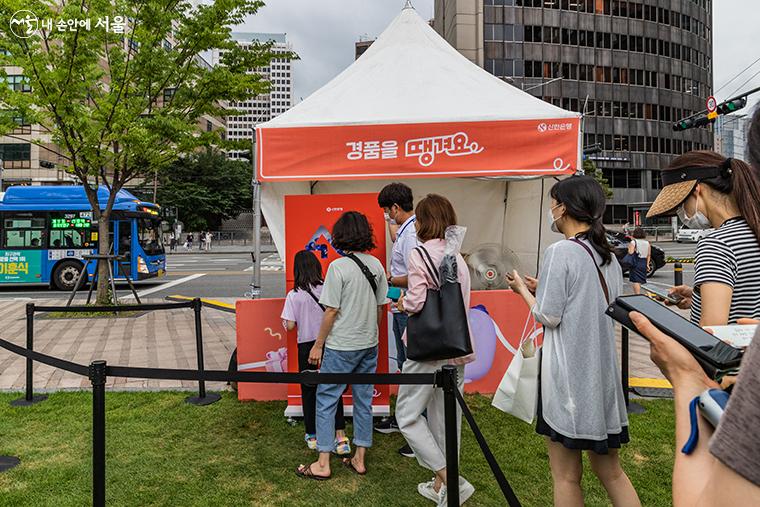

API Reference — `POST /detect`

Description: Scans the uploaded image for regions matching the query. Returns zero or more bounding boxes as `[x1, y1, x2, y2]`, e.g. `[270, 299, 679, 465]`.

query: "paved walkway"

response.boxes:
[0, 298, 236, 392]
[0, 295, 665, 392]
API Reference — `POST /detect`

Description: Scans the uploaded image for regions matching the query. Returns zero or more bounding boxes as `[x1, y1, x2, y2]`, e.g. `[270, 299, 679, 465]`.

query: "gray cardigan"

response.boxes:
[532, 238, 628, 441]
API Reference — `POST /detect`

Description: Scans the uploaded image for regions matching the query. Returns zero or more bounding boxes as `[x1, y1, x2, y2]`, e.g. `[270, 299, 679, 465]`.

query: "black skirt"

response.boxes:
[536, 352, 629, 455]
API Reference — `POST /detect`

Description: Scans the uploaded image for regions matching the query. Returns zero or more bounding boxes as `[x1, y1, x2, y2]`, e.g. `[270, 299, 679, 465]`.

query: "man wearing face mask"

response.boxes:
[375, 183, 418, 455]
[646, 152, 760, 326]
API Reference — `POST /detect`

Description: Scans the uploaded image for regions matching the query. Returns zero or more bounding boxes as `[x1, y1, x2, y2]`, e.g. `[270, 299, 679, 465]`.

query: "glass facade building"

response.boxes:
[435, 0, 714, 224]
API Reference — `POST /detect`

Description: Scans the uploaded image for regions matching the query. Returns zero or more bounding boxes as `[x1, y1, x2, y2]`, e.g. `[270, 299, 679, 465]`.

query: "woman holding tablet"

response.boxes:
[646, 151, 760, 327]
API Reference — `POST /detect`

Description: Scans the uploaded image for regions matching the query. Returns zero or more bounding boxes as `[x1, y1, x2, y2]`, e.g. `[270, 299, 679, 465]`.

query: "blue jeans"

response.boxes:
[392, 312, 409, 372]
[316, 346, 378, 452]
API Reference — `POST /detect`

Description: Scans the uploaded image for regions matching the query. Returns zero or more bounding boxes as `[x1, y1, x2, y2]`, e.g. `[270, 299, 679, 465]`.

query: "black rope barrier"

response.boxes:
[32, 301, 195, 313]
[454, 388, 521, 507]
[0, 334, 517, 507]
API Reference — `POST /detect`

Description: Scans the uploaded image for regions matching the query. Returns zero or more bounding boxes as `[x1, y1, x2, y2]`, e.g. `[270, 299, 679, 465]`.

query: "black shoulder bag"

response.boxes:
[406, 246, 473, 361]
[303, 287, 326, 311]
[345, 253, 379, 293]
[570, 238, 610, 304]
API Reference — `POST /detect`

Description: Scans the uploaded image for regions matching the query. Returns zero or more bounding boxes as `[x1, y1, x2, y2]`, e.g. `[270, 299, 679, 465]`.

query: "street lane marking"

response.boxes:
[122, 273, 206, 300]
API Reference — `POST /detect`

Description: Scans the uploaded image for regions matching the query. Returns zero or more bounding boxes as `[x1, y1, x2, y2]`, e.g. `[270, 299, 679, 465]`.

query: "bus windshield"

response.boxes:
[138, 218, 164, 256]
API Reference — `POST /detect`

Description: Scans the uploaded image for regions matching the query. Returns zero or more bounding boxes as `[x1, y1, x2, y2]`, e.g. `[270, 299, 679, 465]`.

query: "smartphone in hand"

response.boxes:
[642, 284, 683, 305]
[387, 286, 402, 302]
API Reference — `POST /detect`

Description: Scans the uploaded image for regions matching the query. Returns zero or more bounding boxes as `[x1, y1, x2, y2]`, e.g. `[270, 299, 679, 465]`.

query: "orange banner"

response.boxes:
[257, 119, 580, 181]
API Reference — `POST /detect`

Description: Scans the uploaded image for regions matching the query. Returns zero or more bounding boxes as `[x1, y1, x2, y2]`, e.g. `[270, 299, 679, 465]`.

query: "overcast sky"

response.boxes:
[241, 0, 759, 111]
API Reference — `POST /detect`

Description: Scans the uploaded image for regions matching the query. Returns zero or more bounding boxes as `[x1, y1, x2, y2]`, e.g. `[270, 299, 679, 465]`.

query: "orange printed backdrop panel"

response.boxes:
[235, 290, 541, 401]
[283, 193, 390, 414]
[236, 298, 290, 401]
[257, 119, 579, 181]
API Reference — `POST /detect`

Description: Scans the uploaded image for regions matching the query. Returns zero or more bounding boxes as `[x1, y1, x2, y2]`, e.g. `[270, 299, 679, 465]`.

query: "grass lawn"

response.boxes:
[0, 392, 675, 506]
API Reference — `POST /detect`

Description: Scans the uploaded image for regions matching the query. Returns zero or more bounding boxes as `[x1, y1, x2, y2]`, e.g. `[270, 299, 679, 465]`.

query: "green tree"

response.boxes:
[584, 159, 613, 199]
[0, 0, 286, 303]
[152, 150, 253, 232]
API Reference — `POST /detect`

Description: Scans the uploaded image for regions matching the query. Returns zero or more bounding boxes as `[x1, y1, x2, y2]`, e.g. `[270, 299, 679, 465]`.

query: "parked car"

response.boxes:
[606, 230, 666, 277]
[676, 226, 714, 243]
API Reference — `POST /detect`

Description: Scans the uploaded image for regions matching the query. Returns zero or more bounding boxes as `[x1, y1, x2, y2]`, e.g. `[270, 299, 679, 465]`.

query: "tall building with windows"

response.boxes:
[212, 33, 293, 159]
[715, 113, 751, 161]
[434, 0, 714, 224]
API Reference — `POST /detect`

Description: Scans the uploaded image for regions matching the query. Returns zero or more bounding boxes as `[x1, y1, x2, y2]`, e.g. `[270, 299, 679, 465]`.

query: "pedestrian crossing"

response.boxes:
[165, 253, 284, 273]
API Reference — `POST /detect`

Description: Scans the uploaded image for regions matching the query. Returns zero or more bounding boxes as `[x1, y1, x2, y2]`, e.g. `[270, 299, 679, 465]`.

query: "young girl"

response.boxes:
[281, 250, 350, 455]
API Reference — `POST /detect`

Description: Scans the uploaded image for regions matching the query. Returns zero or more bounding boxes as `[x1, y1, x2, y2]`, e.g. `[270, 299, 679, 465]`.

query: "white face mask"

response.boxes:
[384, 212, 396, 226]
[548, 204, 562, 233]
[677, 199, 711, 230]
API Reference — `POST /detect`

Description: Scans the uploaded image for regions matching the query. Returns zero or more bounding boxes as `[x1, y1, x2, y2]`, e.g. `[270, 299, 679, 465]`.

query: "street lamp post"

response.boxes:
[0, 156, 4, 192]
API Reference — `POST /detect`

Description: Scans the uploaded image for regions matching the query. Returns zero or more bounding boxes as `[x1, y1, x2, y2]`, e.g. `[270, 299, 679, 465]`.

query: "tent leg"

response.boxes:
[249, 130, 262, 300]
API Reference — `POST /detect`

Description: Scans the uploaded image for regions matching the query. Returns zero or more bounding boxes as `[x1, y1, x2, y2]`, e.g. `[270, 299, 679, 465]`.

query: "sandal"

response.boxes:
[304, 434, 317, 451]
[342, 457, 367, 476]
[295, 463, 331, 481]
[333, 437, 351, 456]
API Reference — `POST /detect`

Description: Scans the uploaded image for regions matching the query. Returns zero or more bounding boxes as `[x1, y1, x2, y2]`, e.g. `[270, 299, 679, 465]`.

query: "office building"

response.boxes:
[434, 0, 714, 224]
[715, 113, 751, 161]
[213, 33, 293, 159]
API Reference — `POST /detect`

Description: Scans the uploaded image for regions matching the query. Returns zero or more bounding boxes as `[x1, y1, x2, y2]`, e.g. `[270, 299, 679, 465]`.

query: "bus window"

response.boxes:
[138, 218, 164, 256]
[3, 214, 46, 248]
[49, 229, 86, 248]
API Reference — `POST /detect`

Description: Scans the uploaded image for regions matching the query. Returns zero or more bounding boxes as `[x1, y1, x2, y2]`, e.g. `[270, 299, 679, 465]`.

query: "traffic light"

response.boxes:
[673, 114, 714, 132]
[716, 97, 747, 115]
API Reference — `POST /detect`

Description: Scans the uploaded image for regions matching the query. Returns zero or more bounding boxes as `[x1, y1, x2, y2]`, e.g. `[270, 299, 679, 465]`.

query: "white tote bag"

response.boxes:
[492, 327, 540, 424]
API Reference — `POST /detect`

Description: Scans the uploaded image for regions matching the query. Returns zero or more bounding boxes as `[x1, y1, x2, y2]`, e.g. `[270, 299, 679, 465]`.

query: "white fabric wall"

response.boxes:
[262, 178, 566, 274]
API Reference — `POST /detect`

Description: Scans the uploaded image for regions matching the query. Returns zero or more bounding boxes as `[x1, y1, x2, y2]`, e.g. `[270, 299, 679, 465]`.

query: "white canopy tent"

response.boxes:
[252, 3, 581, 287]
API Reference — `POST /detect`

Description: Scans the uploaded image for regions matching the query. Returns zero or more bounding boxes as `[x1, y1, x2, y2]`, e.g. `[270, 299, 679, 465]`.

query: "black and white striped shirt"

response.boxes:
[692, 218, 760, 324]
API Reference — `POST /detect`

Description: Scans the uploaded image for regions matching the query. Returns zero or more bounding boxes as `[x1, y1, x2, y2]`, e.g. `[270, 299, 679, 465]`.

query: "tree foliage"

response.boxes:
[152, 150, 253, 232]
[0, 0, 289, 301]
[584, 158, 613, 199]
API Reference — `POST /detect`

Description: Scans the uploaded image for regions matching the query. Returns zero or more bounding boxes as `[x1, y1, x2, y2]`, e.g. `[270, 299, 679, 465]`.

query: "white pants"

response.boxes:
[396, 360, 464, 473]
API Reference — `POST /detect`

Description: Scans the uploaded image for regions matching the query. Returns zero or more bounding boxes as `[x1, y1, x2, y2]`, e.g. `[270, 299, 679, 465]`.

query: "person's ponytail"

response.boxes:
[728, 159, 760, 246]
[550, 175, 614, 265]
[582, 219, 613, 266]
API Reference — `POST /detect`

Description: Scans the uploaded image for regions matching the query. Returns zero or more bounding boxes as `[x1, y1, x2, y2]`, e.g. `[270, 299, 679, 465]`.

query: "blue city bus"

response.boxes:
[0, 185, 166, 290]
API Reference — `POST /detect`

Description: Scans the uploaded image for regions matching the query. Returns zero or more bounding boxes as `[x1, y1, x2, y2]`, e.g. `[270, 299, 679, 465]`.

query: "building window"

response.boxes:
[206, 120, 212, 132]
[603, 205, 629, 225]
[0, 143, 30, 161]
[3, 75, 31, 92]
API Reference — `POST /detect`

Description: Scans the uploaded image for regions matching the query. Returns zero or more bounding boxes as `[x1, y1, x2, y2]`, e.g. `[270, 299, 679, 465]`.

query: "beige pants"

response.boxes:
[396, 360, 464, 472]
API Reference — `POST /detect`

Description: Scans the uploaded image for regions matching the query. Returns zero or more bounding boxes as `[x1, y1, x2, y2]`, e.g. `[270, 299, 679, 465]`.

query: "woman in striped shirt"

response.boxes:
[647, 151, 760, 326]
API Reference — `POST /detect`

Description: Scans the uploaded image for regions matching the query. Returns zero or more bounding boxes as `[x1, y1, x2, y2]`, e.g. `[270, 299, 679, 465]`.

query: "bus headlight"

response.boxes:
[137, 256, 150, 274]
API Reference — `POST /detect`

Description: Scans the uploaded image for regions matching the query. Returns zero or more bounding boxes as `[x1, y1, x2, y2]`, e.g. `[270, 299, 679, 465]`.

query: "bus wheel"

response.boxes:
[52, 261, 85, 291]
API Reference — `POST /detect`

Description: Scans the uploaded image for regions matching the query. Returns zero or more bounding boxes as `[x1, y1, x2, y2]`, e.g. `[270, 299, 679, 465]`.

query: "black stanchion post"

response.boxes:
[621, 327, 645, 414]
[441, 365, 460, 507]
[674, 262, 683, 287]
[186, 298, 221, 406]
[11, 303, 47, 407]
[89, 360, 107, 507]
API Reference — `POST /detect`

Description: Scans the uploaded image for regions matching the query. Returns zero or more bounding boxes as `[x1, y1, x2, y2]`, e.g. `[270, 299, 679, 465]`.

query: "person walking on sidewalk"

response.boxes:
[282, 250, 350, 456]
[627, 227, 651, 295]
[375, 183, 418, 459]
[295, 211, 388, 480]
[206, 231, 213, 251]
[395, 194, 476, 506]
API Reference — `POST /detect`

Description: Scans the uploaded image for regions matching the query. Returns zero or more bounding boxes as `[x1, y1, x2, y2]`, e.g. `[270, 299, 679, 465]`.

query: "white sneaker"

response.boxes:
[436, 485, 448, 507]
[418, 479, 444, 503]
[459, 476, 475, 504]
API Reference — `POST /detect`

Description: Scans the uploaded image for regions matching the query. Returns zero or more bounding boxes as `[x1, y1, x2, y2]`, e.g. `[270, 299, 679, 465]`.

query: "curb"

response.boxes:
[167, 249, 277, 256]
[165, 295, 236, 314]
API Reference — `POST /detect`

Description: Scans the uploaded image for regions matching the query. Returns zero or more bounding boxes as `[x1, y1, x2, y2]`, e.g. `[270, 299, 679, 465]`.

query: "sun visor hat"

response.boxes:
[647, 159, 732, 218]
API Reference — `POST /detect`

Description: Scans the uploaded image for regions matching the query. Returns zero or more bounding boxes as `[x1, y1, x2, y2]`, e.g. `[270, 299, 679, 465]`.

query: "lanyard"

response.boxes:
[397, 217, 416, 238]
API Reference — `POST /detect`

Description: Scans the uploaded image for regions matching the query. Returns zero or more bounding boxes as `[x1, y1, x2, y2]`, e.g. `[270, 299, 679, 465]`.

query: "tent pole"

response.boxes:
[250, 130, 262, 299]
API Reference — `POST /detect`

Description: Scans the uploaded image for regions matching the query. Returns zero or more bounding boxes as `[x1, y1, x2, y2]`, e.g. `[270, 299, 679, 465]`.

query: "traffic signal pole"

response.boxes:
[673, 85, 760, 131]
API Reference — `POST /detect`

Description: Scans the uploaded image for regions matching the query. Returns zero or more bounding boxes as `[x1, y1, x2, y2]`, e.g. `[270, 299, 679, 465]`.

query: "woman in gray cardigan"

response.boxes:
[508, 176, 641, 507]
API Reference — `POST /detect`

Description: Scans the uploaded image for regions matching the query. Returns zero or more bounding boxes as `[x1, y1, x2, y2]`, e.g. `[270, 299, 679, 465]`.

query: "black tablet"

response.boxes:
[606, 295, 743, 379]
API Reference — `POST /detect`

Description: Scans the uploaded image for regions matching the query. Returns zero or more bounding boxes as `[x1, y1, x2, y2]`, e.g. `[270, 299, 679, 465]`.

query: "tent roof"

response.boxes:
[260, 5, 579, 129]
